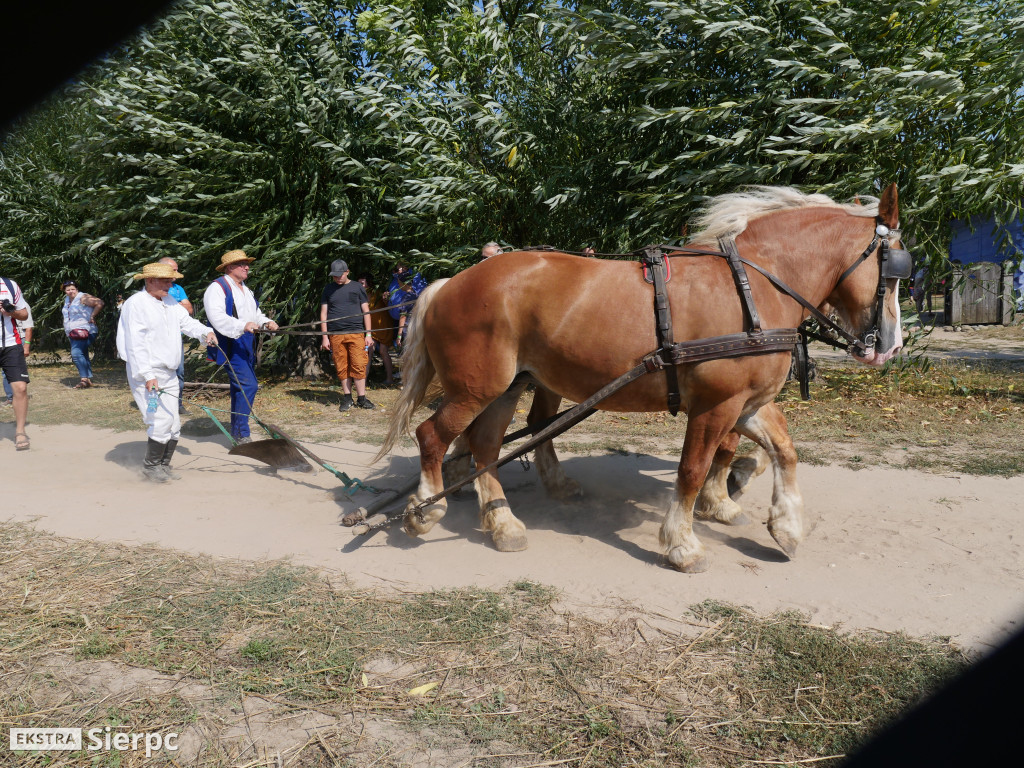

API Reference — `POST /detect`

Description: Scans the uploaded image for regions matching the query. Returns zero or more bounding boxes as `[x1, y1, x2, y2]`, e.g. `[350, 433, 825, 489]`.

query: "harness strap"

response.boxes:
[642, 246, 681, 415]
[718, 237, 761, 333]
[657, 329, 801, 366]
[409, 326, 800, 517]
[835, 234, 881, 287]
[736, 257, 868, 355]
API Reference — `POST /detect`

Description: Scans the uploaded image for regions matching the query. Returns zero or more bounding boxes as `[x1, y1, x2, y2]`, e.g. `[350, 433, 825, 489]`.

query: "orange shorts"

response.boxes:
[329, 333, 368, 380]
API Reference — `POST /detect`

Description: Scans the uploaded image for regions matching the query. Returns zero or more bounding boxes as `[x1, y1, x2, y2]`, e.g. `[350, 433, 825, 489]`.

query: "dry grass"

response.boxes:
[1, 522, 968, 767]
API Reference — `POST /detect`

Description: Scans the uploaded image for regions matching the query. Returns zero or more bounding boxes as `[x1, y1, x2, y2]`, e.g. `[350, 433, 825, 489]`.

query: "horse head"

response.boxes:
[827, 183, 908, 367]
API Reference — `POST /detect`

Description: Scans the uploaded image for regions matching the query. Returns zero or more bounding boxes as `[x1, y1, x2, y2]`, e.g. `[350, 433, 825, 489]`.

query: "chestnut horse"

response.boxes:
[379, 185, 907, 572]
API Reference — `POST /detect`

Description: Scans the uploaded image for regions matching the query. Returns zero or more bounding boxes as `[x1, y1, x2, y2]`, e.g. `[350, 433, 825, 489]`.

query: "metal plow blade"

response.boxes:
[229, 438, 313, 473]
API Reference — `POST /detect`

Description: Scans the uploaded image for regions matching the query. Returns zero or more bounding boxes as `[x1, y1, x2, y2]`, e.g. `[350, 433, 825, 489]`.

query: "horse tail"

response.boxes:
[376, 279, 449, 461]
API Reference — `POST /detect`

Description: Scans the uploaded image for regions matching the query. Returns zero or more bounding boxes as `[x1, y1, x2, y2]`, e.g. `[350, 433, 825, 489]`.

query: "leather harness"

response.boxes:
[639, 238, 800, 415]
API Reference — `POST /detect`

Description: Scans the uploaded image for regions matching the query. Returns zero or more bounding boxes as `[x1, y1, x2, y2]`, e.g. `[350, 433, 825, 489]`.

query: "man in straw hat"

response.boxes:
[117, 261, 216, 482]
[202, 249, 278, 443]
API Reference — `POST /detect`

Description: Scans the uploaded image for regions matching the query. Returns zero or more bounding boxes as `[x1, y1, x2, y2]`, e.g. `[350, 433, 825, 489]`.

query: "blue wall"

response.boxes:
[949, 216, 1024, 264]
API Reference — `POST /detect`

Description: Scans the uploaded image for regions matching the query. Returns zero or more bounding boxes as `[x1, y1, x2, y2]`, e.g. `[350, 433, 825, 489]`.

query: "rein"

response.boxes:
[254, 299, 419, 337]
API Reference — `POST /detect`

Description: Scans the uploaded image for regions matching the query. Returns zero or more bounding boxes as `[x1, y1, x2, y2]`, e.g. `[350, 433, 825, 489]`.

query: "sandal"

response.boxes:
[73, 379, 91, 389]
[15, 432, 29, 451]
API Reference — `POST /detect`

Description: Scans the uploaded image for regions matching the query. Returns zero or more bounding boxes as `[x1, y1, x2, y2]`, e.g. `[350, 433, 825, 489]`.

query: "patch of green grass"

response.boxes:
[691, 601, 967, 758]
[238, 637, 283, 663]
[959, 453, 1024, 477]
[76, 632, 115, 659]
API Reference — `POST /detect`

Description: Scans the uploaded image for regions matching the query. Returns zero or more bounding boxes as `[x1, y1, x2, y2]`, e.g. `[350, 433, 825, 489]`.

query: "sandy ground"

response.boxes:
[5, 421, 1022, 652]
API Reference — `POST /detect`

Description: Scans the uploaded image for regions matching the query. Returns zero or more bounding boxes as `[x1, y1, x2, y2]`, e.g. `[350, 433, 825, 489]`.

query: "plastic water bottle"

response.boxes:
[146, 388, 160, 414]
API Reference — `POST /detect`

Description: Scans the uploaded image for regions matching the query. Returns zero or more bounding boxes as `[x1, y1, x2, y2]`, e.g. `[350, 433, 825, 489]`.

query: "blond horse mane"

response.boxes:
[689, 186, 879, 242]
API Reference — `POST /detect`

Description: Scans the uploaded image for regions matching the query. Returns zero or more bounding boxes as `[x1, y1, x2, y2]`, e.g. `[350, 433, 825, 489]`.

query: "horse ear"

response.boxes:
[878, 183, 899, 228]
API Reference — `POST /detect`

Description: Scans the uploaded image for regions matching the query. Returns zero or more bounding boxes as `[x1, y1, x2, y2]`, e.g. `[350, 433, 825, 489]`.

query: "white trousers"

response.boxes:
[127, 365, 180, 444]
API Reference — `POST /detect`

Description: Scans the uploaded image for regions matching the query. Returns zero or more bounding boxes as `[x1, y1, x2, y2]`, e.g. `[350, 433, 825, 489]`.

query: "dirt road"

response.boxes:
[8, 423, 1022, 651]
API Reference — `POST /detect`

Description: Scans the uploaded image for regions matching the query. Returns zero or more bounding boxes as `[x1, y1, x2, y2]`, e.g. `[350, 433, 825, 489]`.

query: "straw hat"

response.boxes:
[216, 249, 255, 272]
[133, 262, 184, 280]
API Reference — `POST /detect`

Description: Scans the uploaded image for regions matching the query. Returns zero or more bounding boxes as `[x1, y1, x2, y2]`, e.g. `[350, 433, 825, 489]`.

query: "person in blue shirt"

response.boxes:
[387, 263, 428, 348]
[159, 258, 194, 413]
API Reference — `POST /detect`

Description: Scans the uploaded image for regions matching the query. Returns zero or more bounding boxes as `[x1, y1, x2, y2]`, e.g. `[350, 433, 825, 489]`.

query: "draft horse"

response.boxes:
[379, 185, 909, 572]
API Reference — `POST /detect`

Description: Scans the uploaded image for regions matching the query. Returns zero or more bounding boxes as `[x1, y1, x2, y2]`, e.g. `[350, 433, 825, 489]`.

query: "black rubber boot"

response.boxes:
[338, 393, 353, 412]
[160, 439, 182, 480]
[143, 438, 169, 483]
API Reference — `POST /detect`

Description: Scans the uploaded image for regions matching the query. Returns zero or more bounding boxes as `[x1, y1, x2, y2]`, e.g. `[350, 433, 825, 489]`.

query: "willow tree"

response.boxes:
[69, 0, 393, 366]
[548, 0, 1024, 262]
[0, 97, 110, 347]
[353, 0, 629, 262]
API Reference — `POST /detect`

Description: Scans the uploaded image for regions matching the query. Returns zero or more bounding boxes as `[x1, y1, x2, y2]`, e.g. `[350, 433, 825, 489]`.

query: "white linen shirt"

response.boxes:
[202, 279, 271, 339]
[116, 289, 213, 382]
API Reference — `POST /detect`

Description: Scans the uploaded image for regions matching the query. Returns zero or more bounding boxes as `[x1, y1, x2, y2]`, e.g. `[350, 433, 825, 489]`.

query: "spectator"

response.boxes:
[202, 249, 279, 443]
[117, 262, 215, 482]
[357, 275, 396, 387]
[387, 263, 428, 348]
[0, 275, 32, 450]
[61, 279, 104, 389]
[913, 267, 929, 315]
[321, 260, 375, 411]
[2, 301, 31, 406]
[480, 242, 502, 260]
[159, 257, 194, 414]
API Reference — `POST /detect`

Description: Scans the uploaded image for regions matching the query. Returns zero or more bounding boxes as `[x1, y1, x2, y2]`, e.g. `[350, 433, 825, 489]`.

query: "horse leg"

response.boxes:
[734, 402, 803, 558]
[464, 382, 531, 551]
[661, 402, 742, 573]
[694, 431, 751, 525]
[404, 398, 481, 537]
[443, 433, 474, 489]
[727, 444, 770, 500]
[528, 385, 582, 500]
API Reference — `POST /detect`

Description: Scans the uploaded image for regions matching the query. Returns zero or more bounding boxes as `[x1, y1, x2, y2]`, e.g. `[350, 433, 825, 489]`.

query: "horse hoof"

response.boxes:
[695, 498, 748, 526]
[403, 500, 444, 537]
[727, 470, 748, 500]
[770, 528, 799, 558]
[403, 514, 429, 537]
[549, 477, 583, 500]
[727, 457, 759, 500]
[666, 548, 710, 573]
[492, 529, 528, 552]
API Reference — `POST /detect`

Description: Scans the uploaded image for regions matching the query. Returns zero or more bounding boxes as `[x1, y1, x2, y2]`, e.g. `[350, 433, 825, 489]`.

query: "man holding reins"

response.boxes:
[202, 250, 279, 443]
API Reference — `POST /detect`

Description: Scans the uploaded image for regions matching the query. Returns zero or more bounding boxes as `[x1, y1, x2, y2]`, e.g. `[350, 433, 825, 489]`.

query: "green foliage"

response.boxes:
[549, 0, 1024, 256]
[3, 0, 1024, 369]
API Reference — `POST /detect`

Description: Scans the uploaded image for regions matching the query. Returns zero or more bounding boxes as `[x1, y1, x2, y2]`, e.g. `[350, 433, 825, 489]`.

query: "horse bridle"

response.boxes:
[831, 216, 914, 354]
